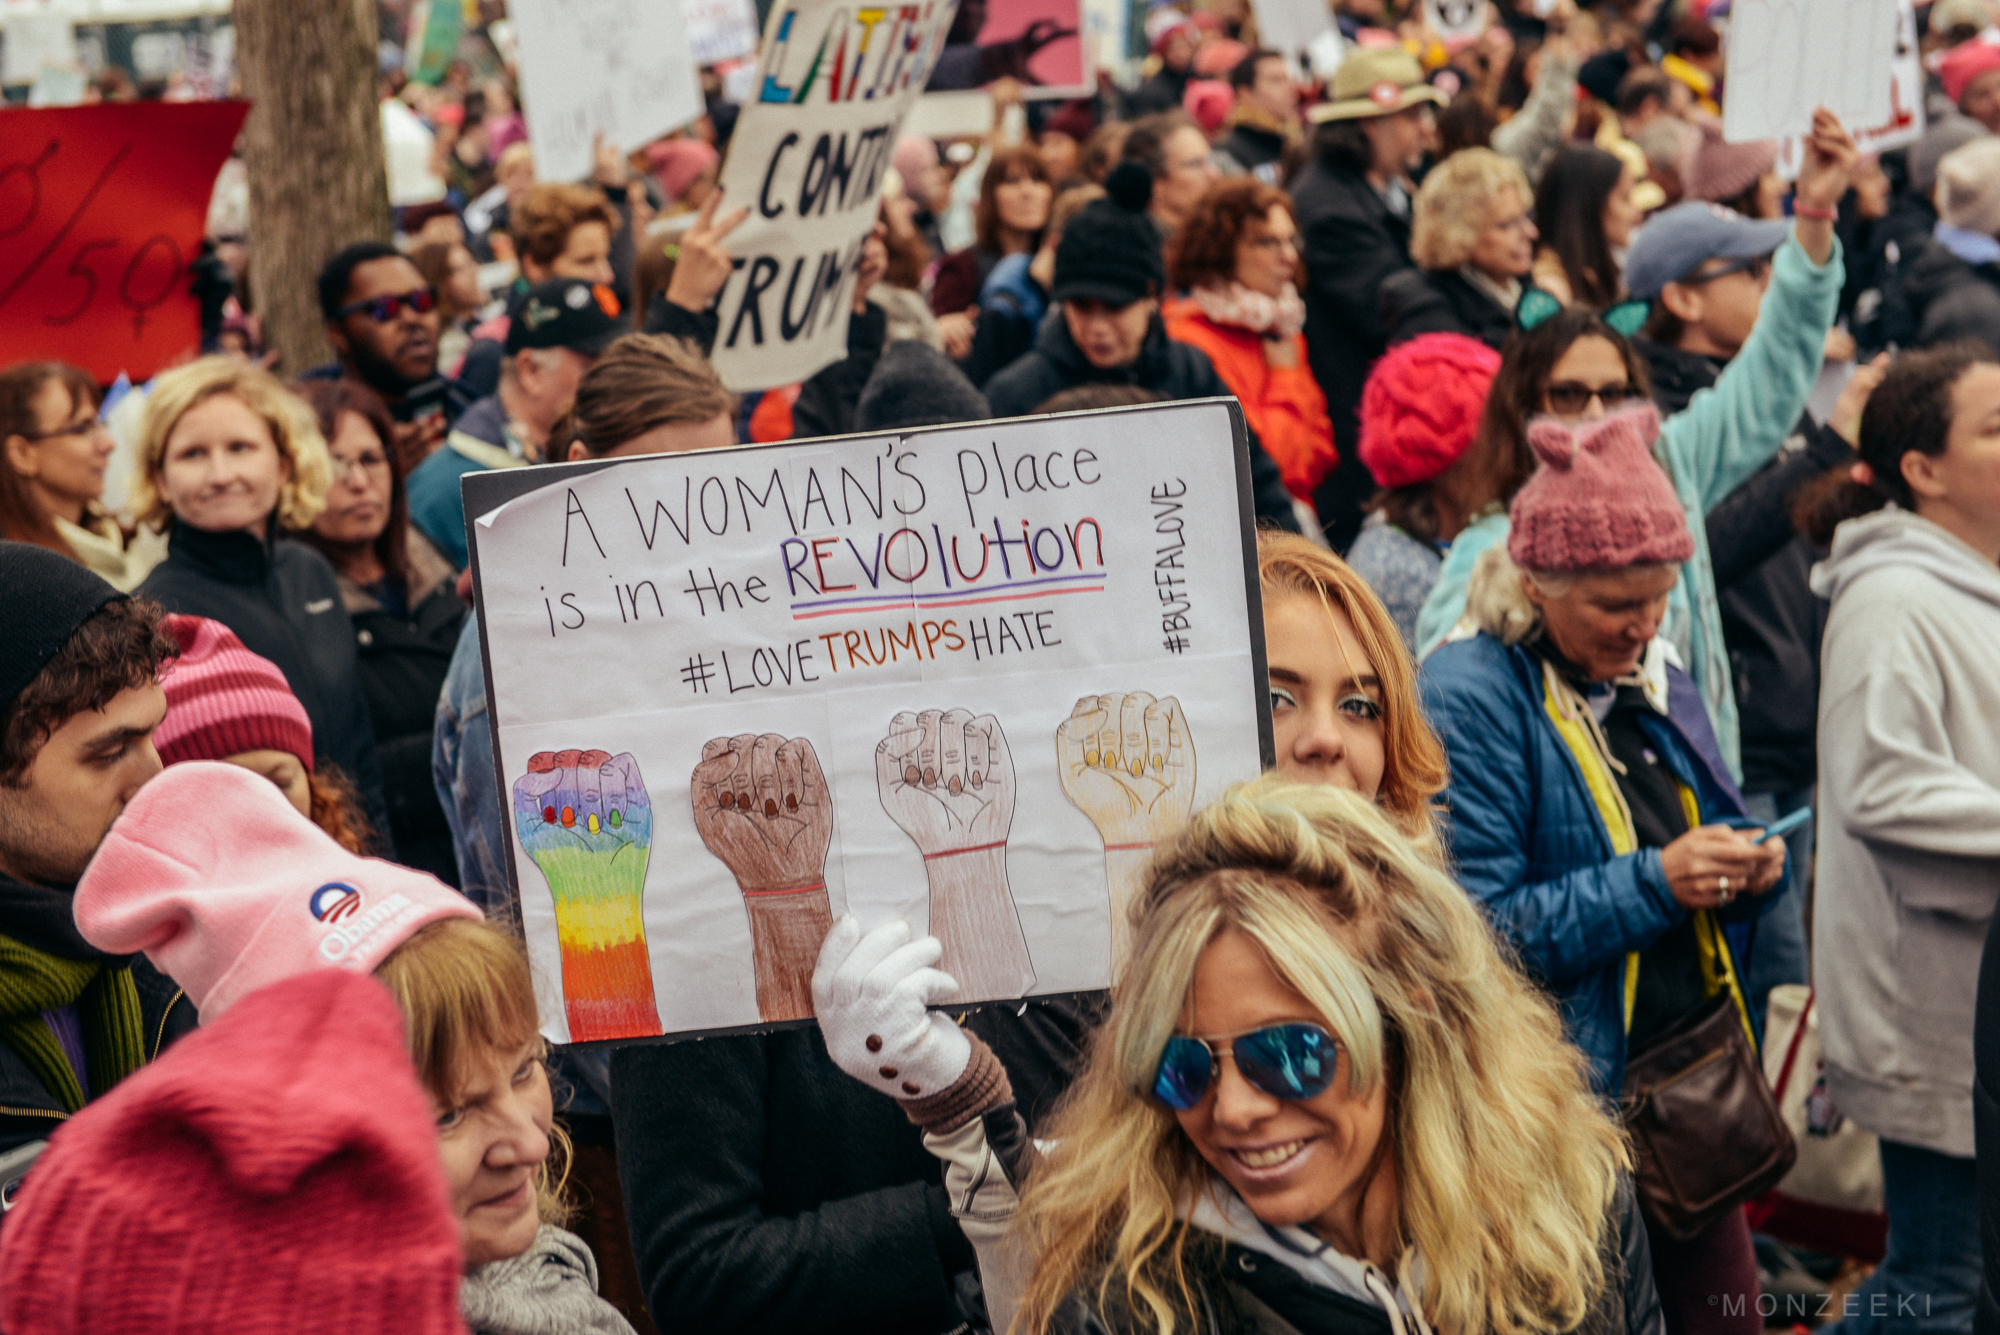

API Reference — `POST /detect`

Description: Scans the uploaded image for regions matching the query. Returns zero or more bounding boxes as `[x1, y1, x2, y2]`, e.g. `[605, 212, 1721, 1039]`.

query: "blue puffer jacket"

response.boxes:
[1421, 629, 1782, 1093]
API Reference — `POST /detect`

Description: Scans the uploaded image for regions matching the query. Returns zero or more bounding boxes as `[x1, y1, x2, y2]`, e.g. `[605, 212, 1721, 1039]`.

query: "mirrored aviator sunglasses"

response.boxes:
[1152, 1022, 1340, 1111]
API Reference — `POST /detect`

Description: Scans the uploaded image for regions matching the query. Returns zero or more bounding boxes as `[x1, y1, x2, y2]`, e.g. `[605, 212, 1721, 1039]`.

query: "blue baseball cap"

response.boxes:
[1623, 203, 1792, 302]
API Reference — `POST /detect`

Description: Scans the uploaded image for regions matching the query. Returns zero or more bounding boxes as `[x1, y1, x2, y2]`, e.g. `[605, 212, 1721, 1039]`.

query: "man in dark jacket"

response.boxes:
[1901, 137, 2000, 354]
[1287, 46, 1442, 551]
[0, 545, 196, 1154]
[1626, 203, 1859, 1023]
[982, 166, 1300, 532]
[1213, 49, 1300, 184]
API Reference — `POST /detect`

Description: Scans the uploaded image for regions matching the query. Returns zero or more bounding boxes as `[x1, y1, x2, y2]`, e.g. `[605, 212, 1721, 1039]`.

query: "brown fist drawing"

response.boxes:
[691, 733, 835, 1022]
[691, 734, 833, 893]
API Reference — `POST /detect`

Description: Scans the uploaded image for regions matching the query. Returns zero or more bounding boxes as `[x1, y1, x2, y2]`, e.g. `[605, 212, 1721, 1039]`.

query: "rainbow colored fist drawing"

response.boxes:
[514, 749, 663, 1041]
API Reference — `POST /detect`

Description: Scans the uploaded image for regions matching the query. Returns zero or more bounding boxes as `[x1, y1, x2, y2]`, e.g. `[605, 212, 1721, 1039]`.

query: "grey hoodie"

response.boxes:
[459, 1224, 637, 1335]
[1810, 507, 2000, 1158]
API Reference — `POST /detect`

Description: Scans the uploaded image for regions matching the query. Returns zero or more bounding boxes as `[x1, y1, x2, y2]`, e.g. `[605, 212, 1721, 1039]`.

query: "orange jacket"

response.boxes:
[1162, 301, 1338, 501]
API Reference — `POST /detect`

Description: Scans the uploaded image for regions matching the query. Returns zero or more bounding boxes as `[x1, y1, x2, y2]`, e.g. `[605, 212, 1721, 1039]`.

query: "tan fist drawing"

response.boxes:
[875, 709, 1036, 999]
[692, 734, 834, 1022]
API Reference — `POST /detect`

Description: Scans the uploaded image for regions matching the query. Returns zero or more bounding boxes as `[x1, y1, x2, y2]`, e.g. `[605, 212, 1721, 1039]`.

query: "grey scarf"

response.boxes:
[459, 1225, 637, 1335]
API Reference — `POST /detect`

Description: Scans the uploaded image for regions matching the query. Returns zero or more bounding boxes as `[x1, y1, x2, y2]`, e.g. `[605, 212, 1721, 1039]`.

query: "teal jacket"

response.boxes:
[1412, 232, 1843, 779]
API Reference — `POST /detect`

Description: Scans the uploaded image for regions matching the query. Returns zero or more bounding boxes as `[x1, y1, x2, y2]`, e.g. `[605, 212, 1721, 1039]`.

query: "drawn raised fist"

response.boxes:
[692, 733, 834, 893]
[1055, 692, 1197, 847]
[691, 734, 835, 1022]
[876, 709, 1016, 856]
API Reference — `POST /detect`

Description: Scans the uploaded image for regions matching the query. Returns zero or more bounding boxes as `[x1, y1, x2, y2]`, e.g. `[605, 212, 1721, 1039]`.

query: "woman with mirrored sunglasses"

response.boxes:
[808, 777, 1657, 1335]
[1410, 111, 1860, 790]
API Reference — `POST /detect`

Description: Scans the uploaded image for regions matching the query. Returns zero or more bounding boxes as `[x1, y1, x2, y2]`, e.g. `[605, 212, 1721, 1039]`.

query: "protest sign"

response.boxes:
[708, 0, 962, 392]
[2, 9, 76, 85]
[686, 0, 762, 64]
[1722, 0, 1898, 143]
[924, 0, 1087, 95]
[509, 0, 703, 184]
[405, 0, 465, 84]
[1855, 0, 1923, 153]
[0, 101, 249, 383]
[1421, 0, 1488, 44]
[464, 399, 1272, 1045]
[1250, 0, 1337, 74]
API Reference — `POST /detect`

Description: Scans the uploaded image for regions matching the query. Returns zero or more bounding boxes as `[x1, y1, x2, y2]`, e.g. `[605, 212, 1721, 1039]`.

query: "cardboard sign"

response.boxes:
[1722, 0, 1898, 143]
[708, 0, 961, 392]
[0, 102, 249, 383]
[464, 399, 1272, 1045]
[1855, 0, 1924, 153]
[924, 0, 1087, 95]
[686, 0, 762, 64]
[1251, 0, 1337, 75]
[509, 0, 703, 184]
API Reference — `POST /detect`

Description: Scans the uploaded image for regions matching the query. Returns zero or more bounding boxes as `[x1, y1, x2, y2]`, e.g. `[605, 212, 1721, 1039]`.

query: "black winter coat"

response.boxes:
[1903, 240, 2000, 355]
[1289, 156, 1415, 550]
[1973, 901, 2000, 1335]
[609, 999, 1099, 1335]
[0, 873, 197, 1154]
[138, 525, 393, 847]
[337, 531, 467, 886]
[1640, 339, 1853, 793]
[1379, 268, 1513, 351]
[982, 309, 1301, 533]
[792, 303, 891, 440]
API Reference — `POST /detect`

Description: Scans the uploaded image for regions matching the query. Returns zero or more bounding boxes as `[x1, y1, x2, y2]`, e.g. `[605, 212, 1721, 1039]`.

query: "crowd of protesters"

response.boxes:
[8, 0, 2000, 1332]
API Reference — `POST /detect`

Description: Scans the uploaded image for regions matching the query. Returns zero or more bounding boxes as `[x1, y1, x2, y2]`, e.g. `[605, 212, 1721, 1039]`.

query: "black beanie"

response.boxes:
[1052, 163, 1167, 306]
[0, 542, 123, 713]
[856, 340, 992, 432]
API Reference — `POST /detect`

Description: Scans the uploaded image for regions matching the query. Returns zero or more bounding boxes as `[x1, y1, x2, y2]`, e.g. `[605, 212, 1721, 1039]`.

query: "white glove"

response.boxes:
[812, 916, 971, 1101]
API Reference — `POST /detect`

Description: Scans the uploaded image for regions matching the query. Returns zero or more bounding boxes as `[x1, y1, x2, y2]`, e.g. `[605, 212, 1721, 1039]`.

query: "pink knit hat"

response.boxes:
[644, 137, 721, 204]
[1184, 80, 1235, 134]
[1940, 39, 2000, 105]
[0, 969, 465, 1335]
[1506, 405, 1694, 572]
[1681, 117, 1777, 205]
[1358, 333, 1502, 489]
[156, 615, 314, 771]
[74, 761, 481, 1023]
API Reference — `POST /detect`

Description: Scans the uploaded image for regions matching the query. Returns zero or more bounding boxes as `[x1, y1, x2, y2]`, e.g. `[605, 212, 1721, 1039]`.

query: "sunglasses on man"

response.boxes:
[1152, 1021, 1341, 1110]
[336, 288, 438, 322]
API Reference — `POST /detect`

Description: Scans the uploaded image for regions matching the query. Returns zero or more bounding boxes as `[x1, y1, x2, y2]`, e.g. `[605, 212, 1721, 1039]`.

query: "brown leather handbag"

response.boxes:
[1620, 994, 1798, 1241]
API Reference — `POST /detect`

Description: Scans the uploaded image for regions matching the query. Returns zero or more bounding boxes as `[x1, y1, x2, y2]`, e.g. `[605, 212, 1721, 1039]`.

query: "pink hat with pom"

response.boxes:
[74, 761, 482, 1023]
[1183, 80, 1235, 134]
[1357, 333, 1502, 489]
[1506, 405, 1694, 572]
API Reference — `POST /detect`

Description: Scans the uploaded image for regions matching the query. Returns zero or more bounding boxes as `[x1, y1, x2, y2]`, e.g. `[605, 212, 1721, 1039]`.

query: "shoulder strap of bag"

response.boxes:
[1769, 988, 1816, 1100]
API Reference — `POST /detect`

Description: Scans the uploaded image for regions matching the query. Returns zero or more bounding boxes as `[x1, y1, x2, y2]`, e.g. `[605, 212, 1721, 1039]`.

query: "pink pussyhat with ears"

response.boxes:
[1506, 404, 1695, 574]
[74, 761, 482, 1023]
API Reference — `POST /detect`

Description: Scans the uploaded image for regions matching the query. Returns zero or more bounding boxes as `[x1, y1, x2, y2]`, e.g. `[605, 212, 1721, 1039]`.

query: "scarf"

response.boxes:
[1191, 281, 1307, 340]
[0, 931, 146, 1112]
[1223, 100, 1302, 146]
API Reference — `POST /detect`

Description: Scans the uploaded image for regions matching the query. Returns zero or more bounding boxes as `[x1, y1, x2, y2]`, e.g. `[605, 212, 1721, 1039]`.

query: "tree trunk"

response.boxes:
[235, 0, 390, 376]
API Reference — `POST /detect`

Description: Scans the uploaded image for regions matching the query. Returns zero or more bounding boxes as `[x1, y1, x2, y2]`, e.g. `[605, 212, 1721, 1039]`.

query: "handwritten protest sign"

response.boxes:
[1421, 0, 1488, 44]
[509, 0, 703, 184]
[685, 0, 762, 64]
[1722, 0, 1897, 143]
[0, 102, 249, 383]
[1250, 0, 1336, 74]
[465, 400, 1271, 1044]
[925, 0, 1087, 96]
[708, 0, 962, 392]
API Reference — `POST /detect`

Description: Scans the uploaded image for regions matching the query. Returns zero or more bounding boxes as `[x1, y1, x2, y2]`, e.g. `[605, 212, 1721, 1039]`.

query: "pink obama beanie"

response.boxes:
[1358, 333, 1502, 489]
[155, 615, 315, 771]
[0, 969, 465, 1335]
[1507, 405, 1695, 573]
[74, 761, 481, 1023]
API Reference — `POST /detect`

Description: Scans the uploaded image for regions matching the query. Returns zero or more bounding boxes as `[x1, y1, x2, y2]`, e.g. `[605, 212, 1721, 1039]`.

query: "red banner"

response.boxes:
[0, 102, 250, 383]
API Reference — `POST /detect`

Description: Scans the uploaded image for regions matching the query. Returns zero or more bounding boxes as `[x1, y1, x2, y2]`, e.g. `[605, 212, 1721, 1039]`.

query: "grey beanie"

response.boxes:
[1909, 116, 1990, 197]
[856, 341, 991, 432]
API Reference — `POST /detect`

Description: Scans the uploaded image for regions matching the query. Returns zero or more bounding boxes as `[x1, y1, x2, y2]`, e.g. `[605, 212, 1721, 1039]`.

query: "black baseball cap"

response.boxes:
[505, 280, 625, 356]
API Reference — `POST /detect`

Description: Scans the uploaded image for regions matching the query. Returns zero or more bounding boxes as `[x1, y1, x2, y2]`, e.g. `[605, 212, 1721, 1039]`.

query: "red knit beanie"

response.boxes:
[155, 615, 314, 772]
[1506, 405, 1695, 572]
[1357, 333, 1502, 490]
[0, 969, 465, 1335]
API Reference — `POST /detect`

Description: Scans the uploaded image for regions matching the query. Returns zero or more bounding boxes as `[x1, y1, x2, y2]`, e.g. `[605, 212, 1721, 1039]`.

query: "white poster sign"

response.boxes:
[1251, 0, 1336, 73]
[3, 10, 77, 84]
[1854, 0, 1924, 153]
[1421, 0, 1487, 43]
[465, 401, 1270, 1045]
[1722, 0, 1898, 143]
[708, 0, 960, 392]
[685, 0, 761, 64]
[510, 0, 704, 183]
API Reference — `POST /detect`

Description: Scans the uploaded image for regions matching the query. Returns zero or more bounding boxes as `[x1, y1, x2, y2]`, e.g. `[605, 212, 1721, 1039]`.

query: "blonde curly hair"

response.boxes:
[1411, 148, 1533, 272]
[133, 357, 332, 532]
[1018, 776, 1628, 1335]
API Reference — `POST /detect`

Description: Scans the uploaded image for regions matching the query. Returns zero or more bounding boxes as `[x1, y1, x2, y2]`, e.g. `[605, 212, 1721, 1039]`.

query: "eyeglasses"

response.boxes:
[1676, 253, 1771, 286]
[336, 288, 437, 322]
[1544, 381, 1647, 415]
[1152, 1022, 1340, 1110]
[15, 414, 107, 444]
[330, 450, 392, 482]
[1170, 153, 1219, 175]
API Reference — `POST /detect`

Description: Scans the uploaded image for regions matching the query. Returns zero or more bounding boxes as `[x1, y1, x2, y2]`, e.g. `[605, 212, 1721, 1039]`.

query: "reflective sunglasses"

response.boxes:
[1543, 381, 1648, 415]
[1152, 1022, 1339, 1111]
[337, 288, 437, 322]
[1515, 286, 1650, 339]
